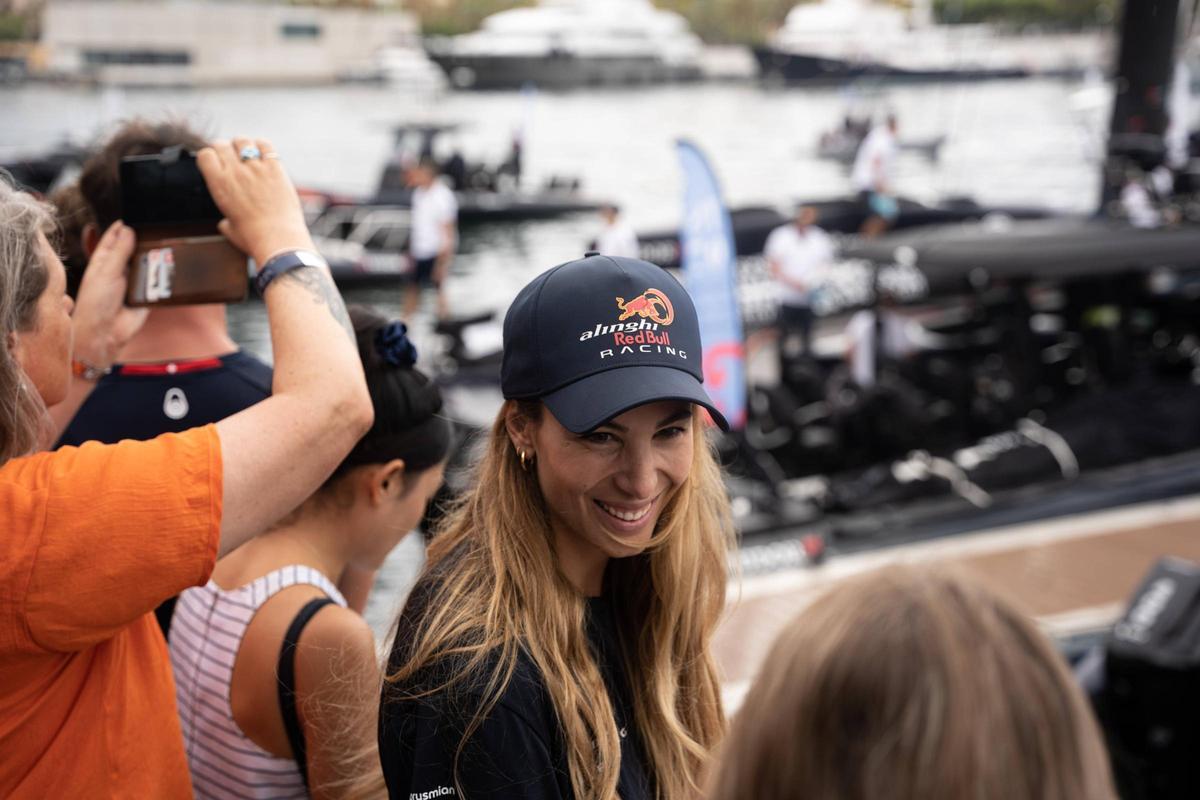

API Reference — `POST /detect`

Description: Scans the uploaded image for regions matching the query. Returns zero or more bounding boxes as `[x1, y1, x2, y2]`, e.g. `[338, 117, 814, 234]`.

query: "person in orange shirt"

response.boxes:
[0, 140, 374, 798]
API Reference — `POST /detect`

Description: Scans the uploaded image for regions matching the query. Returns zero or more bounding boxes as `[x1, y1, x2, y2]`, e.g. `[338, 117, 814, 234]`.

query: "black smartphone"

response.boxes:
[119, 147, 247, 306]
[119, 147, 222, 229]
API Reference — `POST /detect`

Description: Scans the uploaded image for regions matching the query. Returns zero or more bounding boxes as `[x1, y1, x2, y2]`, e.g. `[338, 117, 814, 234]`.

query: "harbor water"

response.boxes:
[0, 77, 1109, 635]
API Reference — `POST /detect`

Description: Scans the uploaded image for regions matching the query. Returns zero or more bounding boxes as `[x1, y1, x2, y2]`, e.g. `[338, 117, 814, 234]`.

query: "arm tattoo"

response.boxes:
[274, 265, 355, 342]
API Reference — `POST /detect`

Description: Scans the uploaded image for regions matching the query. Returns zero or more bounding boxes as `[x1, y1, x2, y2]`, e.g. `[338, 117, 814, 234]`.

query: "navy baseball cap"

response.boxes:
[501, 254, 729, 433]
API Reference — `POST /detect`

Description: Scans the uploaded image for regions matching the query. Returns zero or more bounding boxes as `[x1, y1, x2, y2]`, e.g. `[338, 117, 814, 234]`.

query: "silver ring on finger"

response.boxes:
[239, 144, 263, 162]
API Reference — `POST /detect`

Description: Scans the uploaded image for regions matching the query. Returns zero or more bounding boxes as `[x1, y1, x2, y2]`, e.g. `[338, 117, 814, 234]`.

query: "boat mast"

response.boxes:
[1099, 0, 1186, 208]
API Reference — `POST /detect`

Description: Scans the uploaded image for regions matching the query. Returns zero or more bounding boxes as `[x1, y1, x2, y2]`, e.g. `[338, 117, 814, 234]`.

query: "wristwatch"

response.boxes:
[254, 249, 327, 296]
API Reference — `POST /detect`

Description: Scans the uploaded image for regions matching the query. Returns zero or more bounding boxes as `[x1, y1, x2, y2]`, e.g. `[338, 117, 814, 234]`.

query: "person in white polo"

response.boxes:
[851, 114, 900, 237]
[595, 203, 640, 258]
[764, 205, 835, 369]
[405, 157, 458, 319]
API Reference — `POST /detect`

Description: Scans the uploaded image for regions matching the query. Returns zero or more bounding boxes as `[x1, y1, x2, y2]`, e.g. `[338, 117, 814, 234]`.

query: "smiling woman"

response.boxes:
[379, 254, 735, 800]
[508, 399, 696, 593]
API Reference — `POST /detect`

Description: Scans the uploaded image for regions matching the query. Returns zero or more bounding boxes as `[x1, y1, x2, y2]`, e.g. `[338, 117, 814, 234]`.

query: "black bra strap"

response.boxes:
[278, 596, 336, 790]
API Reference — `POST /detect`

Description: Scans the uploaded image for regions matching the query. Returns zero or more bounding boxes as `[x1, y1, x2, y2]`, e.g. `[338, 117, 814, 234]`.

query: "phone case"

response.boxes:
[126, 234, 248, 306]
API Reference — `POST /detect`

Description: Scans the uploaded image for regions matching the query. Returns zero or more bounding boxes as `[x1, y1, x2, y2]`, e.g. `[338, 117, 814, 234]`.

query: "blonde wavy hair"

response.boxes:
[386, 399, 734, 799]
[0, 177, 53, 465]
[707, 565, 1117, 800]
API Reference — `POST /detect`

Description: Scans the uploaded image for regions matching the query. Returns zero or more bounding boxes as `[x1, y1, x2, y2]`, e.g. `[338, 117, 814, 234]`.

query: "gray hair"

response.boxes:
[0, 174, 53, 464]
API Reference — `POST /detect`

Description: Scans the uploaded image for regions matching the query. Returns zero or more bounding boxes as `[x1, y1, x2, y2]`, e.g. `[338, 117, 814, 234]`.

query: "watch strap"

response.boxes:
[254, 249, 327, 296]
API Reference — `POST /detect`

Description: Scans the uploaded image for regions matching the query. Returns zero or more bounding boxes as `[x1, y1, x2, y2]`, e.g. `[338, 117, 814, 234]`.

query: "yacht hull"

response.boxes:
[427, 51, 701, 89]
[752, 46, 1027, 84]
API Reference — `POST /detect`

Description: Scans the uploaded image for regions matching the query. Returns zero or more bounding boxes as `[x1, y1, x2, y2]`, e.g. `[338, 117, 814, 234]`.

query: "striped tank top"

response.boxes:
[170, 564, 347, 800]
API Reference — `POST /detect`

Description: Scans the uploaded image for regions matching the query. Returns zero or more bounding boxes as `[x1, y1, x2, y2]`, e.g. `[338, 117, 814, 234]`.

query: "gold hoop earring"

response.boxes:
[520, 450, 534, 472]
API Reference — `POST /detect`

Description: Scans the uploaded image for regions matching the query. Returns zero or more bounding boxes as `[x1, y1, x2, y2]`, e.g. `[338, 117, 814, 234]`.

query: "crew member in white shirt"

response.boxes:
[844, 290, 921, 389]
[851, 114, 900, 238]
[1120, 169, 1165, 229]
[764, 205, 835, 367]
[595, 203, 640, 258]
[405, 157, 458, 319]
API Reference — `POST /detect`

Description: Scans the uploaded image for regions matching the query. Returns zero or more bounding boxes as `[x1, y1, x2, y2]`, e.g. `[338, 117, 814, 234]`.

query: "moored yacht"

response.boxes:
[755, 0, 1107, 84]
[425, 0, 703, 90]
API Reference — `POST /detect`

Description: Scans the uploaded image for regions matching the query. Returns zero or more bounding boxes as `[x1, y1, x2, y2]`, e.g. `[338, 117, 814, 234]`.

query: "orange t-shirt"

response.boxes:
[0, 425, 222, 799]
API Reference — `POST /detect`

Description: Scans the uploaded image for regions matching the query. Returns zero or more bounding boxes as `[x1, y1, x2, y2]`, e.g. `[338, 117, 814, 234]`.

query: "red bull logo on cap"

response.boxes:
[615, 289, 674, 326]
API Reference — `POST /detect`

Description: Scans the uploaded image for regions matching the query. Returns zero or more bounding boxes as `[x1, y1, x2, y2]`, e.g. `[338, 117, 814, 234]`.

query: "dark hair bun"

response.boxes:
[375, 321, 418, 368]
[335, 305, 451, 475]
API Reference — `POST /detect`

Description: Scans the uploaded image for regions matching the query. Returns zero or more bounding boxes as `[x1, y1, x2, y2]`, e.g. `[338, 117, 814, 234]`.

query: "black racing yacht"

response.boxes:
[727, 0, 1200, 547]
[310, 123, 602, 233]
[309, 123, 605, 287]
[632, 196, 1050, 271]
[371, 124, 602, 222]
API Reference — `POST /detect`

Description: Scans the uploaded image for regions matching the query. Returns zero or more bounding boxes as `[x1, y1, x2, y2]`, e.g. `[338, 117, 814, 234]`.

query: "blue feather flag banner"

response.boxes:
[675, 139, 746, 430]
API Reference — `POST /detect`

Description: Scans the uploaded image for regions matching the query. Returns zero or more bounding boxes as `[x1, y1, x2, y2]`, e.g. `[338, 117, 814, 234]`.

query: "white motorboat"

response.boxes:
[425, 0, 704, 90]
[754, 0, 1106, 84]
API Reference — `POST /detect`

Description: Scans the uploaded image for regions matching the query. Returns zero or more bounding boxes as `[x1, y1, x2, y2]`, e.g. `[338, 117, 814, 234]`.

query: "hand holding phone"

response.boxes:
[119, 146, 249, 306]
[196, 139, 316, 267]
[72, 221, 149, 366]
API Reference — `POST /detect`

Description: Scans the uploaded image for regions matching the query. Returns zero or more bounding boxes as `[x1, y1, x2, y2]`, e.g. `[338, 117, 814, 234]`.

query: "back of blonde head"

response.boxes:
[387, 401, 733, 800]
[708, 566, 1116, 800]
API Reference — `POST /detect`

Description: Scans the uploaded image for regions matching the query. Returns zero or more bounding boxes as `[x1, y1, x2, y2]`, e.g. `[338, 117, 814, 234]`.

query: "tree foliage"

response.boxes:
[405, 0, 533, 37]
[0, 14, 25, 41]
[0, 0, 39, 41]
[653, 0, 797, 44]
[933, 0, 1114, 28]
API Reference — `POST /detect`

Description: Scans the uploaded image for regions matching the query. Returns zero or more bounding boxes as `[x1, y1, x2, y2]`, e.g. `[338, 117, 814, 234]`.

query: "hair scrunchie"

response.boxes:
[375, 320, 418, 368]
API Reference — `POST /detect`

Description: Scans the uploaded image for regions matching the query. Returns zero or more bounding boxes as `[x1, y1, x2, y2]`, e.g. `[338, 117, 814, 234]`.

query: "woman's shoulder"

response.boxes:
[234, 571, 368, 679]
[295, 602, 374, 655]
[292, 603, 378, 698]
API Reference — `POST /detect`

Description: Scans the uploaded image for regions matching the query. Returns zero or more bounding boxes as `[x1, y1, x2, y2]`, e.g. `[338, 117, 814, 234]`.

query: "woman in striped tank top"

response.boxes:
[171, 306, 453, 799]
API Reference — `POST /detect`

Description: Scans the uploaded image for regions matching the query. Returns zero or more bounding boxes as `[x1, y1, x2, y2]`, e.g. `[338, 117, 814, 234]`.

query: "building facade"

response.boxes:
[41, 0, 425, 85]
